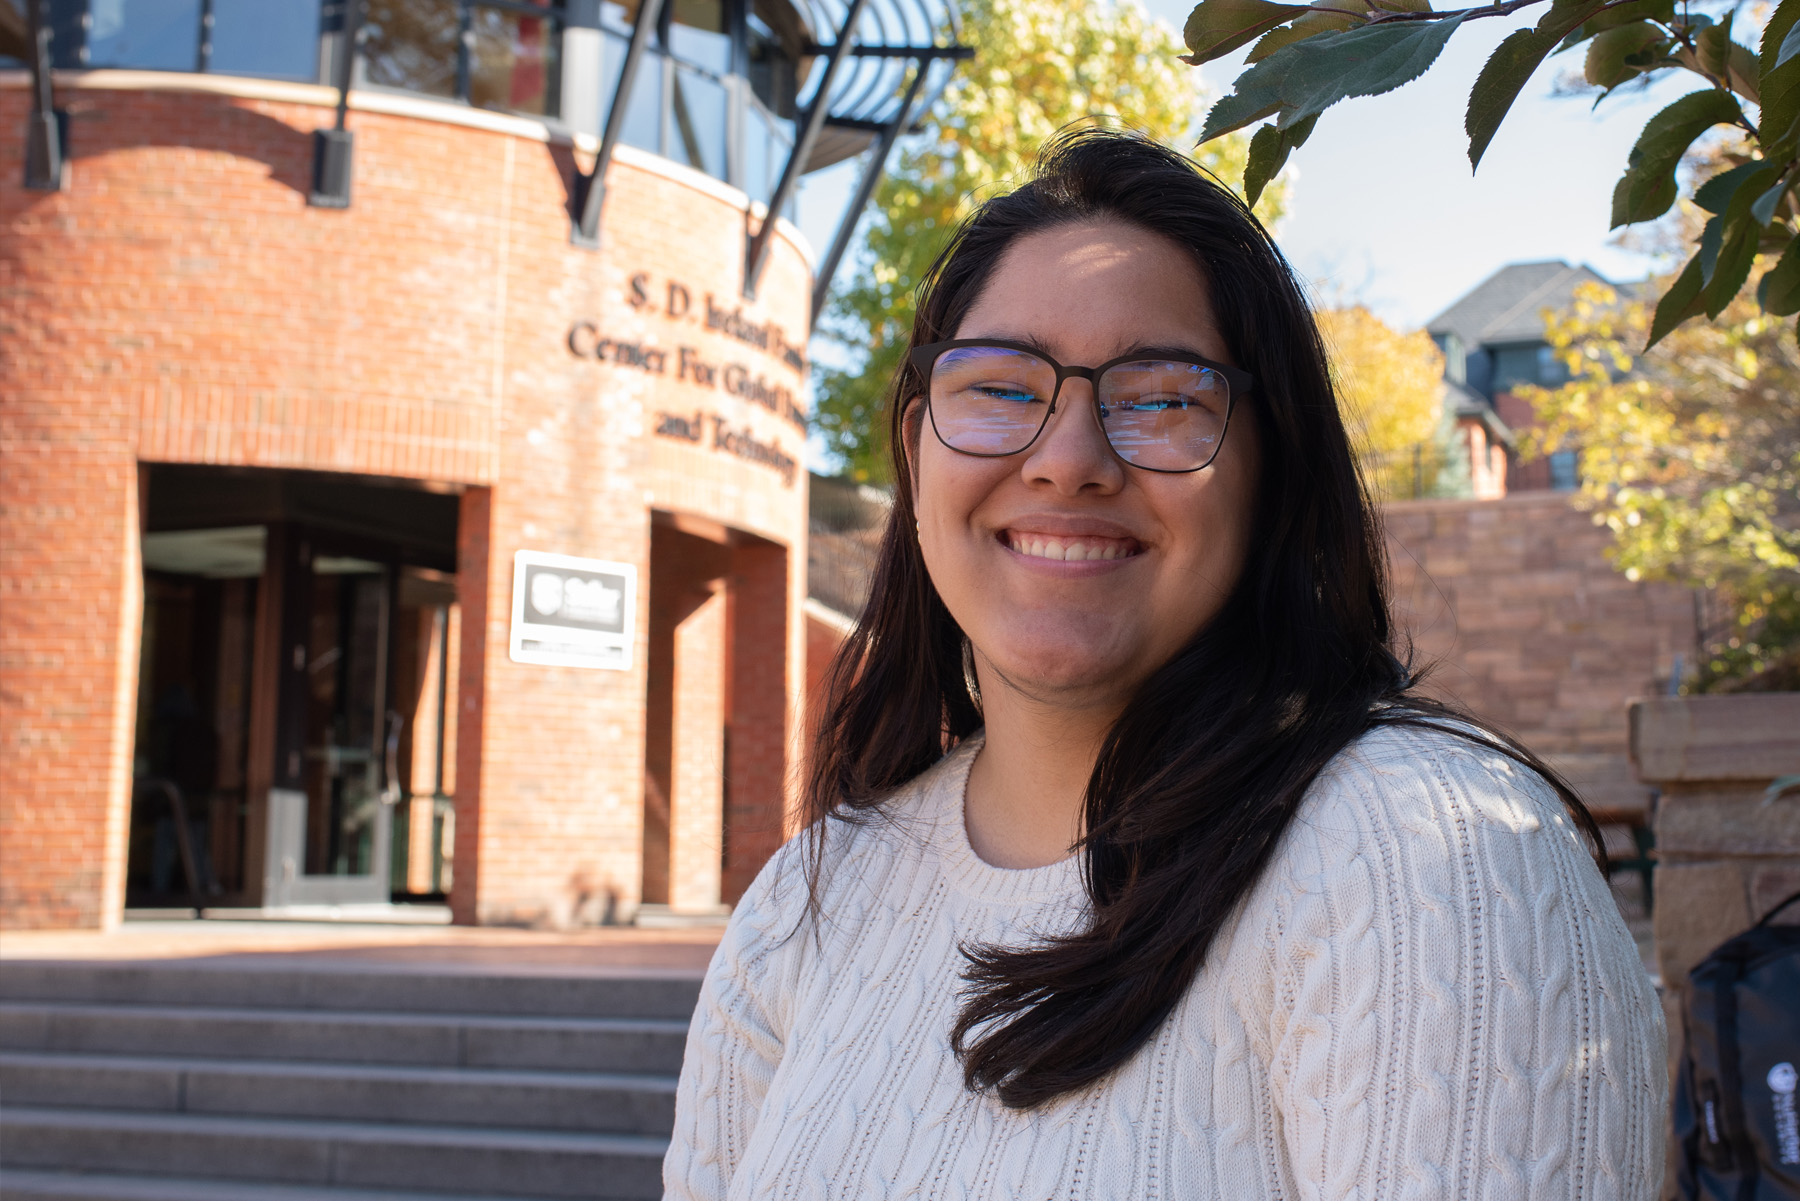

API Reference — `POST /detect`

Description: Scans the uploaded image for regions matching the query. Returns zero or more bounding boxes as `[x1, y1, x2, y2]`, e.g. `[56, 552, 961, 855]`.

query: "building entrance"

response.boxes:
[127, 466, 461, 913]
[265, 530, 400, 906]
[641, 512, 789, 916]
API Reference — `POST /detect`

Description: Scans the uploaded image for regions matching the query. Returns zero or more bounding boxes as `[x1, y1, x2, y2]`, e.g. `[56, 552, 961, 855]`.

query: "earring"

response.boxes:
[961, 637, 983, 710]
[915, 518, 922, 539]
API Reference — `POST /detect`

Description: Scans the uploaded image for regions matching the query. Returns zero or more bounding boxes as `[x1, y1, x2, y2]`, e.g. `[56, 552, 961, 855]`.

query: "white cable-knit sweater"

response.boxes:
[665, 725, 1667, 1199]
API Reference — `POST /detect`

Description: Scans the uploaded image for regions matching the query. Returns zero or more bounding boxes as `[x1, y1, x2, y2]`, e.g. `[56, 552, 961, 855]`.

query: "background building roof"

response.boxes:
[1426, 260, 1615, 348]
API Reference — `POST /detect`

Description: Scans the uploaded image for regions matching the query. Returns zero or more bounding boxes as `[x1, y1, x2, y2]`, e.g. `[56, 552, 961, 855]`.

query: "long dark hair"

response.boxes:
[805, 126, 1602, 1109]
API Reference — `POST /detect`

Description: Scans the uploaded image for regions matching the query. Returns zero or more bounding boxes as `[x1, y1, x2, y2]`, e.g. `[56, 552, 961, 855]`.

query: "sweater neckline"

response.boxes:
[923, 734, 1086, 906]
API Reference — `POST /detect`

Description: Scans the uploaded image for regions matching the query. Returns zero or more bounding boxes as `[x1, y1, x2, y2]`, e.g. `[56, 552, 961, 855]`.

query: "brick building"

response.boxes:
[1, 0, 965, 929]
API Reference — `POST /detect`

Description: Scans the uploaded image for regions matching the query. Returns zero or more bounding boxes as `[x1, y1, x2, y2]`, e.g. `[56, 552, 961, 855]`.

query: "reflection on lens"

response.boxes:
[930, 346, 1056, 455]
[1100, 361, 1228, 470]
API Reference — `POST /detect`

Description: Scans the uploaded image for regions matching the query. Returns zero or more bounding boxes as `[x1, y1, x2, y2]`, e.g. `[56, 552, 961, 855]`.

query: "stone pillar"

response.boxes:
[449, 488, 491, 928]
[724, 538, 790, 903]
[1631, 692, 1800, 1196]
[669, 584, 726, 913]
[1633, 693, 1800, 993]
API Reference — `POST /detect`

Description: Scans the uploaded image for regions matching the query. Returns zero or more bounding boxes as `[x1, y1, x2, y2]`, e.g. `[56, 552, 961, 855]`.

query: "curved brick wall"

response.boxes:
[0, 73, 812, 927]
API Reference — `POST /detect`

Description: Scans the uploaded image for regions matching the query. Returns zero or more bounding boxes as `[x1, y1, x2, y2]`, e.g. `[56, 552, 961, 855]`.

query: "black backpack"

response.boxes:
[1674, 889, 1800, 1199]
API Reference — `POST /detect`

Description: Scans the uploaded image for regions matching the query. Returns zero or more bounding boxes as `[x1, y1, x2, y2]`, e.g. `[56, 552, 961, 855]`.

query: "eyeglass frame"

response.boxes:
[907, 339, 1254, 474]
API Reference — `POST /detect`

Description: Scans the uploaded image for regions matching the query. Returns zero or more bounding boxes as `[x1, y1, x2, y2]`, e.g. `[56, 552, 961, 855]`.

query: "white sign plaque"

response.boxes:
[509, 550, 637, 671]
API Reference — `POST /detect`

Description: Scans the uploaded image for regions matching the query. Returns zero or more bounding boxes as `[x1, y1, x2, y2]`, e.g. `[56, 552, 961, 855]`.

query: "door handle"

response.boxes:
[382, 709, 404, 806]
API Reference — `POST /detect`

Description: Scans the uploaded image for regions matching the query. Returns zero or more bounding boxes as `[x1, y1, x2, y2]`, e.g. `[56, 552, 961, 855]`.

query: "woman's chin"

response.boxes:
[979, 640, 1146, 705]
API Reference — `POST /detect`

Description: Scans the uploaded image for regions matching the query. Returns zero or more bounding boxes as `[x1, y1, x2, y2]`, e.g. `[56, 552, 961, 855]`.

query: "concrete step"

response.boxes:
[0, 962, 703, 1022]
[0, 1107, 666, 1200]
[0, 1051, 677, 1136]
[0, 1168, 543, 1201]
[0, 1003, 689, 1074]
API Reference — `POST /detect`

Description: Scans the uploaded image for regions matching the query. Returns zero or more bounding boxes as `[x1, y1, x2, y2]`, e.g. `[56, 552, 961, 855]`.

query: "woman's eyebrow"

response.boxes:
[1114, 343, 1215, 362]
[975, 336, 1218, 364]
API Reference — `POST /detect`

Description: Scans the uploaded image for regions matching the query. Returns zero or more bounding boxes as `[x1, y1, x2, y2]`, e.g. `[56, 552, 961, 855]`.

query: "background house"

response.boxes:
[1426, 259, 1618, 494]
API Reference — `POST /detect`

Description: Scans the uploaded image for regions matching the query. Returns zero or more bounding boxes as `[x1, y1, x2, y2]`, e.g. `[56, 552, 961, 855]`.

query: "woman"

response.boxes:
[665, 127, 1666, 1199]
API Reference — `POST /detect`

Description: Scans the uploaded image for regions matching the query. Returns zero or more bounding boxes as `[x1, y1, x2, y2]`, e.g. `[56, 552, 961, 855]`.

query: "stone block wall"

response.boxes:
[1385, 492, 1702, 812]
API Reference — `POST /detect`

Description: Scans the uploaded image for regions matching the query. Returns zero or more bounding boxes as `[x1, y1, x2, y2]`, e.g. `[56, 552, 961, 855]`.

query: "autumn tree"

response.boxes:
[1181, 0, 1800, 349]
[1316, 305, 1472, 499]
[1517, 281, 1800, 688]
[812, 0, 1283, 483]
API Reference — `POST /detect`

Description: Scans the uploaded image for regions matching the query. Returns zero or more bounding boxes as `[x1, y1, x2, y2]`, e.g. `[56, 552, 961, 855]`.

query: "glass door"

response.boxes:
[264, 532, 401, 907]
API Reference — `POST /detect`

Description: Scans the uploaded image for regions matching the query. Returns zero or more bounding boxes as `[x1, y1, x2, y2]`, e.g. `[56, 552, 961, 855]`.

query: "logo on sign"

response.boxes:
[509, 552, 637, 671]
[529, 570, 622, 627]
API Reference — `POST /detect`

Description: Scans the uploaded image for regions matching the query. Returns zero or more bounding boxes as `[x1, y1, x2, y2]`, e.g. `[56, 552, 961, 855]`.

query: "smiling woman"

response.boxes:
[663, 128, 1669, 1200]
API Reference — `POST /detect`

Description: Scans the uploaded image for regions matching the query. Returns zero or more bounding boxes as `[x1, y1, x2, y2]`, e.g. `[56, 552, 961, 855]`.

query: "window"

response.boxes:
[210, 0, 319, 78]
[360, 0, 561, 115]
[361, 0, 461, 99]
[1549, 449, 1579, 491]
[467, 0, 559, 116]
[86, 0, 201, 68]
[746, 0, 799, 117]
[1536, 344, 1569, 387]
[1491, 345, 1540, 395]
[671, 62, 727, 177]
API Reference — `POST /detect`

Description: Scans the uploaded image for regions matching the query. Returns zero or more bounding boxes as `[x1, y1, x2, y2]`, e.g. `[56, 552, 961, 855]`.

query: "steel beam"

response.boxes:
[742, 0, 872, 300]
[23, 0, 64, 191]
[573, 0, 667, 247]
[309, 0, 363, 207]
[810, 59, 928, 324]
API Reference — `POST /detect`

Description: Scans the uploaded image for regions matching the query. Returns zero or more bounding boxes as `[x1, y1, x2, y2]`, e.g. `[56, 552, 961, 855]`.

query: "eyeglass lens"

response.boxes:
[928, 345, 1230, 471]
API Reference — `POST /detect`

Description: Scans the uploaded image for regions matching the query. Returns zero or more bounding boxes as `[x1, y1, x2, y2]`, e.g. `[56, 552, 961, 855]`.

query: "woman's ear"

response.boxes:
[900, 395, 925, 496]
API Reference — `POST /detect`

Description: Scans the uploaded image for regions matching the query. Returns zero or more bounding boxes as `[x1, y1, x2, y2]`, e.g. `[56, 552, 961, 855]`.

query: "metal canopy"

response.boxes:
[794, 0, 966, 173]
[742, 0, 969, 309]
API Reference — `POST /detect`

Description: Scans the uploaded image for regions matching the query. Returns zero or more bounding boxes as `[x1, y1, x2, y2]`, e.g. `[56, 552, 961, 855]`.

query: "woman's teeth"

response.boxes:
[1007, 534, 1136, 562]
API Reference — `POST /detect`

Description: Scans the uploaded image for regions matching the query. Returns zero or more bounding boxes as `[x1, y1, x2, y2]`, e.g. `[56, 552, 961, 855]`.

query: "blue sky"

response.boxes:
[796, 0, 1699, 331]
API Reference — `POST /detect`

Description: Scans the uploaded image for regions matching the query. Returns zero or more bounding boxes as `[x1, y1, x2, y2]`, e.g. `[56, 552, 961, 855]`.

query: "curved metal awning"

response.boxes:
[792, 0, 966, 173]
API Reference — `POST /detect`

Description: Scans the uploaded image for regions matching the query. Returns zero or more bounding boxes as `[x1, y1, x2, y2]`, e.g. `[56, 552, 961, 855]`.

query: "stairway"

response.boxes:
[0, 959, 702, 1200]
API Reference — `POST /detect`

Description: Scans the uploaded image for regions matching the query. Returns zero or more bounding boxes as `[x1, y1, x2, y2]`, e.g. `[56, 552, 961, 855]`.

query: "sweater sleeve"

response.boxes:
[662, 842, 805, 1201]
[1253, 725, 1667, 1201]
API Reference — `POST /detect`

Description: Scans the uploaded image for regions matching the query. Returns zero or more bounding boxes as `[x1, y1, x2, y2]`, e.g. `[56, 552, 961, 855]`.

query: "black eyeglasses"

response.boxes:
[909, 340, 1252, 473]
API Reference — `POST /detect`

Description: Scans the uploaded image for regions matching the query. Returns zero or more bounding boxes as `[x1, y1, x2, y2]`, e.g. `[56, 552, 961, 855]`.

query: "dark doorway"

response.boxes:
[128, 465, 461, 912]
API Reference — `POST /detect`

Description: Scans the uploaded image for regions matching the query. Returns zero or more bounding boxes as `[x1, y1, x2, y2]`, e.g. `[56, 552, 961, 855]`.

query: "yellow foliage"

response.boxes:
[1315, 306, 1446, 500]
[1518, 281, 1800, 686]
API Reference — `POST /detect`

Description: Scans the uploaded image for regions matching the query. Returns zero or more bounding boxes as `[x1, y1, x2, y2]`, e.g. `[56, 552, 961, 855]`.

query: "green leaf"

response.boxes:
[1585, 22, 1664, 90]
[1703, 166, 1778, 314]
[1557, 0, 1674, 48]
[1698, 213, 1727, 281]
[1696, 15, 1735, 79]
[1182, 0, 1310, 67]
[1752, 176, 1791, 225]
[1201, 15, 1467, 143]
[1760, 0, 1800, 155]
[1647, 252, 1706, 347]
[1704, 218, 1759, 316]
[1610, 90, 1745, 227]
[1778, 19, 1800, 69]
[1242, 112, 1318, 205]
[1467, 0, 1609, 170]
[1694, 161, 1765, 213]
[1247, 10, 1357, 64]
[1757, 233, 1800, 315]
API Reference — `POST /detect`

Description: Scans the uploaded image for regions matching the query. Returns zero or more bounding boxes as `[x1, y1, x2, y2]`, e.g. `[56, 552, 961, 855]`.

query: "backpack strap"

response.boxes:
[1710, 956, 1761, 1201]
[1753, 888, 1800, 928]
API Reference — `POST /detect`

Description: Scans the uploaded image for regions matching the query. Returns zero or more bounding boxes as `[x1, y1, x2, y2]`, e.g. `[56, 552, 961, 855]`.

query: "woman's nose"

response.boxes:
[1020, 379, 1125, 494]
